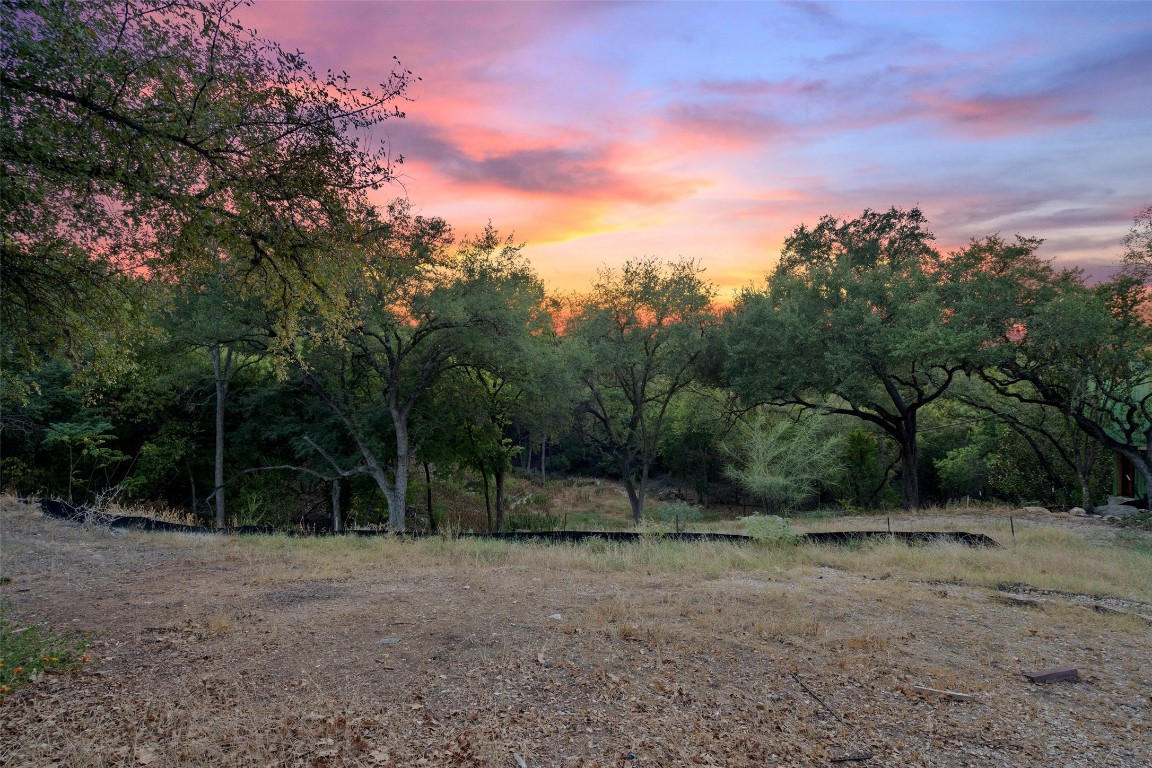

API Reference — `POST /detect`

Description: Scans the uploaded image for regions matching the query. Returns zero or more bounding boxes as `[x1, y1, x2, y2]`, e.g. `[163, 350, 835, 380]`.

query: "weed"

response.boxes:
[1116, 530, 1152, 556]
[0, 608, 90, 696]
[206, 613, 237, 635]
[1118, 511, 1152, 532]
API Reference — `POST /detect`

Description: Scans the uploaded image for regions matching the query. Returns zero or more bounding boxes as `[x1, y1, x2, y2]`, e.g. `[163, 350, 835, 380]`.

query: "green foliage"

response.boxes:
[724, 410, 846, 515]
[0, 610, 89, 696]
[119, 425, 196, 502]
[503, 509, 561, 532]
[2, 0, 416, 353]
[654, 501, 704, 532]
[724, 208, 989, 509]
[286, 219, 552, 531]
[569, 257, 717, 522]
[832, 426, 898, 509]
[41, 420, 129, 503]
[934, 428, 997, 499]
[741, 515, 804, 545]
[955, 232, 1152, 504]
[657, 387, 736, 504]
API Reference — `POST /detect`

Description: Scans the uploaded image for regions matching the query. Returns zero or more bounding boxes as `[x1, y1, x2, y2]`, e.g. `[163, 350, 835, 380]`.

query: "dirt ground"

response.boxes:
[1, 498, 1149, 767]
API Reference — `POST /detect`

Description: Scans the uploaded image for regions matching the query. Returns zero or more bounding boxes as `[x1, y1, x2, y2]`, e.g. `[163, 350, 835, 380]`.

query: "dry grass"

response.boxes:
[225, 508, 1152, 602]
[2, 495, 1151, 767]
[793, 509, 1152, 601]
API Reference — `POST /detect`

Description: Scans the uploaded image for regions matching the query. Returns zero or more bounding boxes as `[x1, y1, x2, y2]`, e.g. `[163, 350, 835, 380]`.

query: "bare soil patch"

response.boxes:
[1, 498, 1149, 767]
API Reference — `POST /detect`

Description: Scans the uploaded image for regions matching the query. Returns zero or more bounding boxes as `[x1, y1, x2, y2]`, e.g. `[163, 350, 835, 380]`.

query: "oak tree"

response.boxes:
[725, 208, 969, 509]
[569, 258, 716, 523]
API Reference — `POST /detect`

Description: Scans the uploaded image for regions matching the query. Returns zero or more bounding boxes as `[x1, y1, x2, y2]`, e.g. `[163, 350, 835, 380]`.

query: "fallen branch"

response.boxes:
[911, 685, 973, 702]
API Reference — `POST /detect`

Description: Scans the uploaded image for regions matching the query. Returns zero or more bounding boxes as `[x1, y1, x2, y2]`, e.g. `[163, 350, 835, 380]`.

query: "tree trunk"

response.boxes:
[1141, 426, 1152, 510]
[898, 410, 920, 511]
[384, 407, 411, 531]
[1071, 431, 1094, 512]
[340, 478, 351, 527]
[330, 478, 342, 533]
[540, 437, 546, 483]
[619, 452, 643, 524]
[210, 344, 229, 528]
[482, 471, 493, 532]
[1009, 422, 1066, 500]
[637, 462, 650, 524]
[1135, 458, 1152, 511]
[423, 460, 436, 532]
[187, 463, 197, 516]
[623, 477, 642, 524]
[494, 465, 506, 532]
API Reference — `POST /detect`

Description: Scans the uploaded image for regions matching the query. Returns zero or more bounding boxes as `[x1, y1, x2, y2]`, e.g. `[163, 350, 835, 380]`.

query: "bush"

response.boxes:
[504, 510, 560, 531]
[654, 501, 703, 532]
[724, 411, 846, 515]
[741, 515, 804, 545]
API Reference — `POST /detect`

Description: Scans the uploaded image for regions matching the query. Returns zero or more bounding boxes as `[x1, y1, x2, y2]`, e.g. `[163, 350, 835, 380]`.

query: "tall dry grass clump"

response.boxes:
[220, 511, 1152, 603]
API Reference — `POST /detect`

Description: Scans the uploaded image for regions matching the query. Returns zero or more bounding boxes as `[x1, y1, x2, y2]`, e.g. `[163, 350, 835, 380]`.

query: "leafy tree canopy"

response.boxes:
[2, 0, 414, 354]
[569, 257, 716, 522]
[725, 208, 988, 509]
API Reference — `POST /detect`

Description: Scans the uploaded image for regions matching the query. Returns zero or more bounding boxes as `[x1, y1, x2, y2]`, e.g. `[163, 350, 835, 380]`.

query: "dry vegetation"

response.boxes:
[1, 494, 1150, 767]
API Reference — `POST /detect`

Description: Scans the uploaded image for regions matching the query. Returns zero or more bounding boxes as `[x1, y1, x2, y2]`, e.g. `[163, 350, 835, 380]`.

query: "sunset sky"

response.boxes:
[237, 1, 1152, 299]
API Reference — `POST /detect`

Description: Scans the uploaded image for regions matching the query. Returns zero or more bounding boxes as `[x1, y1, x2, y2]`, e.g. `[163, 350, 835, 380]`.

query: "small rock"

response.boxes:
[1022, 506, 1050, 515]
[995, 592, 1044, 608]
[378, 637, 401, 645]
[1070, 507, 1087, 516]
[549, 613, 563, 621]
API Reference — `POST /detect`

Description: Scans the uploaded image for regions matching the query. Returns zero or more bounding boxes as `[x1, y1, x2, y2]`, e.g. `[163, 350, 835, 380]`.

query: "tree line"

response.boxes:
[4, 1, 1151, 530]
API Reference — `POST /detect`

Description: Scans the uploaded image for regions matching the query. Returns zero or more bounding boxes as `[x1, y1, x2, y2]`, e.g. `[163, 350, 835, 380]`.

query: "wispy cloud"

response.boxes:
[237, 0, 1152, 295]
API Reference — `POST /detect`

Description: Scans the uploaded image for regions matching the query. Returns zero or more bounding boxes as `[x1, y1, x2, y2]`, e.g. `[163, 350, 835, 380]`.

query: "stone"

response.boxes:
[995, 592, 1044, 608]
[1093, 504, 1142, 519]
[1022, 506, 1050, 515]
[1069, 507, 1087, 516]
[1023, 667, 1078, 683]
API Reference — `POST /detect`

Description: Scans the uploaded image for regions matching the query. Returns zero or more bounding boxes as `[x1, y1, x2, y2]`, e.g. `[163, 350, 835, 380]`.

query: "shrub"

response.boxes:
[504, 509, 560, 531]
[654, 501, 703, 532]
[741, 514, 804, 545]
[724, 410, 846, 515]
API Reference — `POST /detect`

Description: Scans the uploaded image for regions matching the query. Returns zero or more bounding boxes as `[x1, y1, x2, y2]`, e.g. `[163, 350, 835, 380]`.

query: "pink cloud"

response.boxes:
[662, 103, 793, 150]
[697, 76, 832, 99]
[232, 1, 1148, 302]
[912, 91, 1092, 137]
[390, 120, 696, 205]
